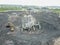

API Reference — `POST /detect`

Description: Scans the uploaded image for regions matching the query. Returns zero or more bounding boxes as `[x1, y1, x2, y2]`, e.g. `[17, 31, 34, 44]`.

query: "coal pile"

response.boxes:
[0, 10, 60, 45]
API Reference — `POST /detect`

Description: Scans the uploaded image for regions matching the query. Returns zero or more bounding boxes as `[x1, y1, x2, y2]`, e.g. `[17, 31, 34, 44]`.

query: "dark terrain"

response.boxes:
[0, 10, 60, 45]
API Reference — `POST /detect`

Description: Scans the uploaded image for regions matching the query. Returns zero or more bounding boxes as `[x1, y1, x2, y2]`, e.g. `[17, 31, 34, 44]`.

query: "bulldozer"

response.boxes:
[6, 22, 15, 32]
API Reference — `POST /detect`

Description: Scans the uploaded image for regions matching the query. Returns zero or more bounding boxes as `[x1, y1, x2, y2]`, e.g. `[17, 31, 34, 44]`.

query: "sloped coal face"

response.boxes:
[0, 11, 60, 45]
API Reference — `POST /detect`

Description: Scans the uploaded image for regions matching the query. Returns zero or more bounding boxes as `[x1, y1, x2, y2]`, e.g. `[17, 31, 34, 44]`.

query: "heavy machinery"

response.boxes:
[21, 14, 41, 31]
[6, 22, 15, 32]
[5, 13, 19, 32]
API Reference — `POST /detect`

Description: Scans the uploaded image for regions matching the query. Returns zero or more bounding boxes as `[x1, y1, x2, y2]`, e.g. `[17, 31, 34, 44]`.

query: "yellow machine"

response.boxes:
[6, 22, 15, 32]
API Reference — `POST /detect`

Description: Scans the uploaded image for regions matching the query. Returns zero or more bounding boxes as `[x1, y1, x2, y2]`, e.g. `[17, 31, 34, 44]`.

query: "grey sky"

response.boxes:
[0, 0, 60, 6]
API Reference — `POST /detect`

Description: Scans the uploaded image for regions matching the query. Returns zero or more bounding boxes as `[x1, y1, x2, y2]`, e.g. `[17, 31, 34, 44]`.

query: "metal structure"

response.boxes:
[21, 14, 41, 31]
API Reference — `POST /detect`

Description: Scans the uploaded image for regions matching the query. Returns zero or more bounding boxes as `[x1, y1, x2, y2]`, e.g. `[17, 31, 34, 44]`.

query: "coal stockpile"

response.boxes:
[0, 10, 60, 45]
